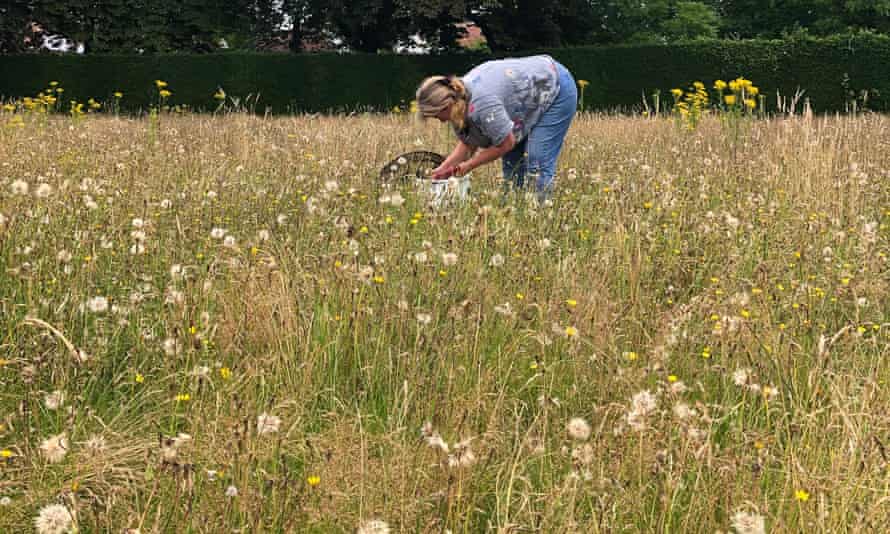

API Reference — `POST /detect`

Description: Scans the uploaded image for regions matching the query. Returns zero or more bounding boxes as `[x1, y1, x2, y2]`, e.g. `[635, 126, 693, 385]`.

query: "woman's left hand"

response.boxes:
[453, 162, 470, 176]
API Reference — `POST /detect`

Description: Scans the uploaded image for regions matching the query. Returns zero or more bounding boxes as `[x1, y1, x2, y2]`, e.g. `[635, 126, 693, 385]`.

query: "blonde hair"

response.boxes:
[416, 75, 468, 130]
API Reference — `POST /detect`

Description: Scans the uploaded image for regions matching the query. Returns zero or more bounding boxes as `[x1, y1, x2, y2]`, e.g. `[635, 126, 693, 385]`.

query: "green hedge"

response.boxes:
[1, 34, 889, 114]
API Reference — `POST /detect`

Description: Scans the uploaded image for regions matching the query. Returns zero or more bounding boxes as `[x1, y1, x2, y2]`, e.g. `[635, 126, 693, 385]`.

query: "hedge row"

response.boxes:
[1, 34, 889, 114]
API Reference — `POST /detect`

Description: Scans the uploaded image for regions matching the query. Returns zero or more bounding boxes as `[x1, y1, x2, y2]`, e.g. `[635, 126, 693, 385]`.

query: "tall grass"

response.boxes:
[0, 108, 888, 533]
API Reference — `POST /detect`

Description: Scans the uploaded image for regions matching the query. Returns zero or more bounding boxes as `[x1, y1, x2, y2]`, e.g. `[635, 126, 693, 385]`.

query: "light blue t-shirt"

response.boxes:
[454, 55, 561, 148]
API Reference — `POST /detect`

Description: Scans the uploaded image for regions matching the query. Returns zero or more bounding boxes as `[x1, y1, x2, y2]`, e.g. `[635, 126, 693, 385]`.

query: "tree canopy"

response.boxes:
[3, 0, 890, 54]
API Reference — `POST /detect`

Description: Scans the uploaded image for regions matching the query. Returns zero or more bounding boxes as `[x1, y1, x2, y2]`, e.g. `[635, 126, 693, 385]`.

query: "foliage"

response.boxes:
[6, 34, 890, 114]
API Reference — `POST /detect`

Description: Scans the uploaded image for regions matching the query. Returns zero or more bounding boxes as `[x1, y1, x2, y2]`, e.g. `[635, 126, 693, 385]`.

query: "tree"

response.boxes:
[0, 2, 35, 53]
[470, 0, 597, 52]
[661, 1, 721, 40]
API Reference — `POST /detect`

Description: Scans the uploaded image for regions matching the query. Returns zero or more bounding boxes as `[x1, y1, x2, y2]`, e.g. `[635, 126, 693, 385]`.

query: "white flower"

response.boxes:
[40, 433, 69, 463]
[0, 496, 10, 506]
[730, 510, 766, 534]
[414, 251, 428, 263]
[258, 229, 271, 242]
[537, 238, 551, 249]
[631, 390, 657, 414]
[733, 368, 751, 387]
[489, 253, 504, 267]
[130, 243, 145, 255]
[223, 235, 237, 248]
[87, 296, 109, 313]
[130, 230, 146, 242]
[441, 252, 458, 266]
[357, 519, 392, 534]
[257, 413, 281, 435]
[56, 250, 72, 263]
[276, 214, 288, 225]
[44, 390, 65, 410]
[673, 402, 695, 420]
[162, 337, 180, 356]
[494, 303, 514, 317]
[324, 180, 339, 192]
[34, 503, 73, 534]
[388, 192, 405, 207]
[160, 198, 172, 209]
[566, 417, 591, 441]
[35, 183, 53, 198]
[131, 218, 145, 229]
[416, 313, 432, 325]
[446, 437, 476, 469]
[225, 485, 238, 497]
[11, 179, 29, 195]
[210, 227, 227, 239]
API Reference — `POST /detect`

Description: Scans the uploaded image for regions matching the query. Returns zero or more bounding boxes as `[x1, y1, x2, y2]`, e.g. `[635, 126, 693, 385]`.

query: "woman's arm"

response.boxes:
[432, 140, 475, 179]
[456, 132, 516, 175]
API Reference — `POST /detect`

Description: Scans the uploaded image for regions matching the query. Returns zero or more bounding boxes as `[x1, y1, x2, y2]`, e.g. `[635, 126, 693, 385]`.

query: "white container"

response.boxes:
[420, 175, 471, 207]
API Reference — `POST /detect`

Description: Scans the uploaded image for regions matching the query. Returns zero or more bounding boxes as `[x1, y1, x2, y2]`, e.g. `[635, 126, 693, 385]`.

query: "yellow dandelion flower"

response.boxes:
[795, 489, 810, 502]
[220, 367, 232, 380]
[714, 80, 727, 91]
[565, 326, 578, 337]
[724, 95, 737, 106]
[135, 373, 145, 384]
[307, 475, 320, 486]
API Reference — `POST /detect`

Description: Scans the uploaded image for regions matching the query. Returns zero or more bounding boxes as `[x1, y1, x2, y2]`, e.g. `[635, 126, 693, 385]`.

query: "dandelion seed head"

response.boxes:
[35, 183, 53, 198]
[730, 510, 766, 534]
[257, 413, 282, 435]
[357, 519, 391, 534]
[34, 503, 73, 534]
[87, 296, 109, 313]
[40, 433, 69, 463]
[44, 390, 64, 410]
[567, 417, 591, 441]
[11, 179, 29, 195]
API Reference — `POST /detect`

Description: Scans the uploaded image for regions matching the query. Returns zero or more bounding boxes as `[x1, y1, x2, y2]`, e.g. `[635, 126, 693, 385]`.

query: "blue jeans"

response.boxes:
[502, 62, 578, 203]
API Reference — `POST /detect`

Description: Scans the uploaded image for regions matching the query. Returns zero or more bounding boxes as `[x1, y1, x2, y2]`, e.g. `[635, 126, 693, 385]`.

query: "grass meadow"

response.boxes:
[0, 103, 888, 533]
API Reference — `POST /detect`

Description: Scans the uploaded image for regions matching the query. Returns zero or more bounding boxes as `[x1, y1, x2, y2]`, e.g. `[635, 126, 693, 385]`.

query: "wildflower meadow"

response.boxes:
[0, 80, 888, 533]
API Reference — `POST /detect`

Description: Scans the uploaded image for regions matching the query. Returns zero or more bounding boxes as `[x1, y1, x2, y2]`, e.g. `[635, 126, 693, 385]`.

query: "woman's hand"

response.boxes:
[452, 161, 470, 177]
[430, 164, 455, 180]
